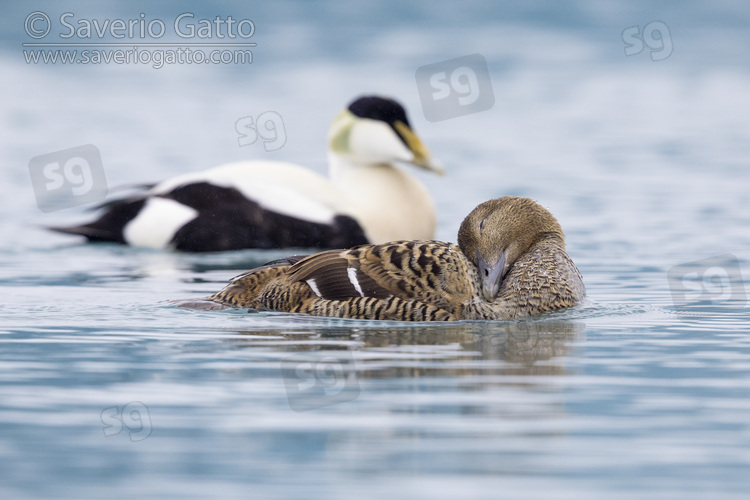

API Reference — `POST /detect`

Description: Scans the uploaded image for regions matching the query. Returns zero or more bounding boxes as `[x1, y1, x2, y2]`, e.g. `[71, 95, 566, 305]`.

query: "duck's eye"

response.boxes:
[479, 219, 485, 232]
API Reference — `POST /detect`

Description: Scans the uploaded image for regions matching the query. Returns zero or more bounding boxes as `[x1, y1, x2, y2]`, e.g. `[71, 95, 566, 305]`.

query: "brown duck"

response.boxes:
[200, 196, 585, 321]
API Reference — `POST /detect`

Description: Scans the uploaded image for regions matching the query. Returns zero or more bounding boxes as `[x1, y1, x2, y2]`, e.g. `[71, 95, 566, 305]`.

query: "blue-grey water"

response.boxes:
[2, 1, 750, 498]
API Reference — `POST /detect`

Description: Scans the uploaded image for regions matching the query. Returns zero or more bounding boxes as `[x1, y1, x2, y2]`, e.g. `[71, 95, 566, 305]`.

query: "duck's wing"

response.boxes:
[203, 241, 475, 321]
[206, 255, 311, 309]
[228, 255, 311, 283]
[286, 241, 475, 312]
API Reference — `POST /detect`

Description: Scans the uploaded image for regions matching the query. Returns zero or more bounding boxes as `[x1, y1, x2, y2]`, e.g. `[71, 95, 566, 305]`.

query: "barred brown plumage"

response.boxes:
[196, 196, 586, 321]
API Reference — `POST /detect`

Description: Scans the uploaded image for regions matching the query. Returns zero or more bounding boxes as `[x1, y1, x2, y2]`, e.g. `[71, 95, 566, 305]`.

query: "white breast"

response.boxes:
[329, 155, 436, 243]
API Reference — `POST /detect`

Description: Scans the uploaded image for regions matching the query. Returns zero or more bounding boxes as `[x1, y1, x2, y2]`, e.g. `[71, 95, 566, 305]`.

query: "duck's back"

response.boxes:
[49, 161, 370, 252]
[209, 241, 475, 321]
[152, 161, 354, 223]
[207, 238, 585, 321]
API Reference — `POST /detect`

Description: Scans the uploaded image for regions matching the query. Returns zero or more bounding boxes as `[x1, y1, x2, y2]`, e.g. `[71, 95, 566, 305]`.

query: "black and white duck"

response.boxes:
[50, 96, 443, 252]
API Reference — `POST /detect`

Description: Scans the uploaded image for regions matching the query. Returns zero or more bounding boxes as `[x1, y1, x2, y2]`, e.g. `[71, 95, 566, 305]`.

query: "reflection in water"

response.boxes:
[223, 318, 586, 378]
[212, 319, 587, 475]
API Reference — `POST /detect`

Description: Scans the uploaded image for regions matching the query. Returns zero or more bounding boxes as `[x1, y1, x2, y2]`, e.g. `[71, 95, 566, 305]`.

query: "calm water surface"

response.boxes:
[2, 1, 750, 498]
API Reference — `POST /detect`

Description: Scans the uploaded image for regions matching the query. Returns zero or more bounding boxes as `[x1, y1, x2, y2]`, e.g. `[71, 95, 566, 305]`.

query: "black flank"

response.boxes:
[167, 183, 369, 252]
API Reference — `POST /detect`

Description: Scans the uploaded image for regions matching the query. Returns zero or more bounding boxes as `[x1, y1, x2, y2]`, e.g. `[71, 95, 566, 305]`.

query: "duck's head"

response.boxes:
[328, 95, 443, 174]
[457, 197, 565, 302]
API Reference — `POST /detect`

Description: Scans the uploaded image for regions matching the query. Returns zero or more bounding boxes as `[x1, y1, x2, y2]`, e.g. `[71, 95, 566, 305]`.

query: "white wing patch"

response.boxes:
[123, 197, 198, 249]
[306, 279, 322, 298]
[347, 267, 365, 297]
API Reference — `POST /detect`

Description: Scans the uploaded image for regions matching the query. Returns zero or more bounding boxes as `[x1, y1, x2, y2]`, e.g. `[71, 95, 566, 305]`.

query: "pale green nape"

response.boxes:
[327, 109, 355, 154]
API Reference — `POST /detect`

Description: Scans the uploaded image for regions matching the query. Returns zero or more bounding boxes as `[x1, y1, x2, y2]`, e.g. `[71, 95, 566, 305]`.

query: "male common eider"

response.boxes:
[49, 96, 443, 252]
[195, 197, 586, 321]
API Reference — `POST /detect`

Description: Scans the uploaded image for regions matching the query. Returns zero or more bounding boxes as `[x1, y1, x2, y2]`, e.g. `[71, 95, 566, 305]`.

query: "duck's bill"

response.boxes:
[477, 249, 505, 302]
[394, 121, 445, 176]
[411, 155, 445, 175]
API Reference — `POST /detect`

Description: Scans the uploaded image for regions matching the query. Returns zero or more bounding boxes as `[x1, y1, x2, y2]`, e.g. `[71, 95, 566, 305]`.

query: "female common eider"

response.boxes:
[197, 197, 586, 321]
[49, 96, 443, 252]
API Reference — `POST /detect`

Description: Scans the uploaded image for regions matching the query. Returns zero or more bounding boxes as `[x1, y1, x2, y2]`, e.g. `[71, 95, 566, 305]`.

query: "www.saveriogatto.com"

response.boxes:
[22, 11, 256, 69]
